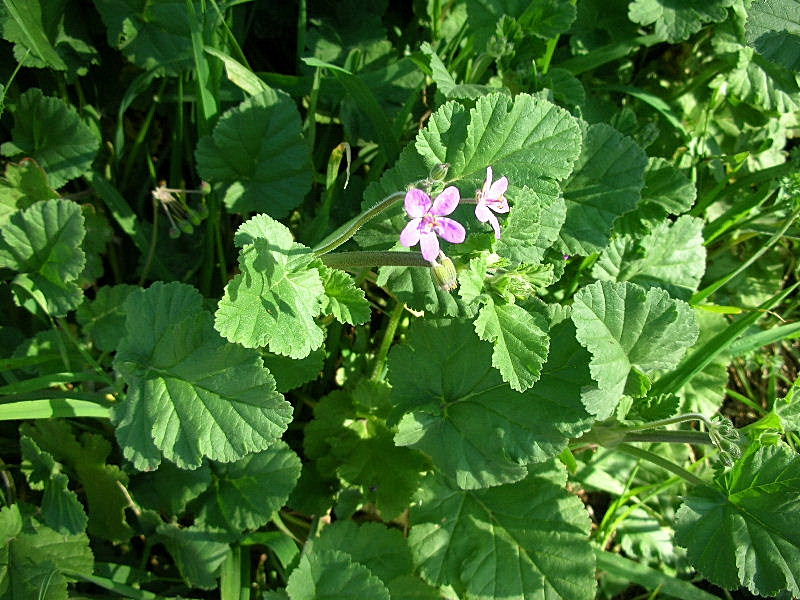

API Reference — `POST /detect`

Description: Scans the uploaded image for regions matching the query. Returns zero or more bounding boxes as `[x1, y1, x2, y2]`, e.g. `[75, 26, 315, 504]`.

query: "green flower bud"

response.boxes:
[429, 163, 450, 182]
[430, 254, 458, 291]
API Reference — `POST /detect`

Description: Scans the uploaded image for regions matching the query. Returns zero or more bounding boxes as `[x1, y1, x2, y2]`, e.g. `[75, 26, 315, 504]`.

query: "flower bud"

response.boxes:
[429, 163, 450, 182]
[430, 254, 458, 291]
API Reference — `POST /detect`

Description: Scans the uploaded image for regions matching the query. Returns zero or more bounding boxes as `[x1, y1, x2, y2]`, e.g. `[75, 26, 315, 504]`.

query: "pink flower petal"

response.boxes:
[475, 204, 501, 237]
[431, 186, 460, 216]
[491, 196, 510, 214]
[405, 189, 431, 218]
[482, 167, 493, 195]
[475, 203, 492, 223]
[419, 231, 440, 261]
[400, 218, 422, 247]
[488, 176, 508, 199]
[434, 217, 466, 244]
[487, 212, 502, 238]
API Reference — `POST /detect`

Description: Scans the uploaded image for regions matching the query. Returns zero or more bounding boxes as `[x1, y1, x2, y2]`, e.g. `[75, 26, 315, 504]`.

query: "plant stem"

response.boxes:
[372, 302, 405, 380]
[321, 250, 429, 270]
[624, 412, 713, 432]
[615, 444, 708, 488]
[621, 431, 713, 445]
[313, 191, 406, 255]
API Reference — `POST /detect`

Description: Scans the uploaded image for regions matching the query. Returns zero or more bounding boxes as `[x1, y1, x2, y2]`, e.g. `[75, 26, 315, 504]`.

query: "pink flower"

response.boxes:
[475, 167, 509, 239]
[399, 186, 466, 261]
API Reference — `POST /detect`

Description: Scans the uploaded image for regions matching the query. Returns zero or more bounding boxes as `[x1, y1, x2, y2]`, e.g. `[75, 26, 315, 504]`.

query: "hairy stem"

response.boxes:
[313, 191, 406, 255]
[321, 250, 429, 270]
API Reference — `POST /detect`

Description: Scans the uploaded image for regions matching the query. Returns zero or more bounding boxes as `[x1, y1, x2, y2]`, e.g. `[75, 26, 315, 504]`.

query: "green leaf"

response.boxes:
[20, 436, 87, 535]
[0, 198, 85, 316]
[473, 297, 550, 391]
[0, 89, 100, 188]
[571, 281, 699, 419]
[21, 421, 132, 542]
[593, 216, 707, 301]
[319, 266, 370, 325]
[312, 521, 412, 583]
[389, 319, 592, 489]
[495, 180, 565, 265]
[286, 549, 390, 600]
[614, 157, 697, 233]
[131, 461, 212, 517]
[420, 42, 493, 100]
[746, 0, 800, 71]
[262, 348, 325, 393]
[376, 259, 466, 317]
[75, 285, 137, 352]
[114, 281, 293, 470]
[408, 462, 595, 600]
[415, 93, 582, 190]
[0, 159, 58, 228]
[93, 0, 205, 73]
[627, 0, 736, 43]
[1, 0, 98, 73]
[675, 444, 800, 597]
[155, 524, 230, 590]
[215, 215, 325, 357]
[195, 441, 301, 533]
[335, 430, 427, 520]
[3, 509, 93, 600]
[196, 88, 312, 217]
[559, 123, 648, 255]
[716, 45, 800, 112]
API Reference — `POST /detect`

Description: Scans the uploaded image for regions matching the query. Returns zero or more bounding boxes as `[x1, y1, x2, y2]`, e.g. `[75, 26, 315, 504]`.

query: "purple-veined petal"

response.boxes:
[405, 189, 431, 218]
[434, 217, 466, 244]
[419, 231, 441, 261]
[491, 196, 510, 214]
[431, 186, 460, 216]
[488, 176, 508, 200]
[400, 218, 422, 247]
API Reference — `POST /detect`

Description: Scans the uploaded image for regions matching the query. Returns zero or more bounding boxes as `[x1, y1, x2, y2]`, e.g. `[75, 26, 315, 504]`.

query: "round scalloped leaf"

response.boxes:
[0, 159, 59, 228]
[113, 282, 293, 470]
[155, 523, 231, 590]
[0, 198, 85, 316]
[675, 444, 800, 597]
[76, 284, 138, 352]
[719, 45, 800, 113]
[0, 89, 100, 188]
[593, 215, 706, 301]
[93, 0, 203, 73]
[195, 441, 301, 533]
[196, 88, 312, 217]
[312, 521, 413, 583]
[409, 462, 595, 600]
[628, 0, 736, 43]
[389, 319, 592, 489]
[559, 123, 648, 256]
[215, 216, 325, 357]
[415, 93, 582, 191]
[746, 0, 800, 71]
[286, 549, 391, 600]
[571, 280, 699, 419]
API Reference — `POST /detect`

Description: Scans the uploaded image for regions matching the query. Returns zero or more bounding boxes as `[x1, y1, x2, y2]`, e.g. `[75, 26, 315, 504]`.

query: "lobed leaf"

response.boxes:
[628, 0, 736, 43]
[571, 280, 699, 418]
[215, 215, 325, 357]
[0, 89, 100, 188]
[114, 282, 293, 470]
[559, 123, 648, 255]
[675, 444, 800, 597]
[196, 88, 312, 217]
[0, 198, 85, 316]
[408, 462, 595, 600]
[389, 319, 592, 489]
